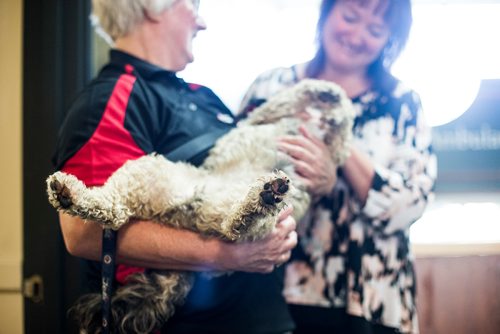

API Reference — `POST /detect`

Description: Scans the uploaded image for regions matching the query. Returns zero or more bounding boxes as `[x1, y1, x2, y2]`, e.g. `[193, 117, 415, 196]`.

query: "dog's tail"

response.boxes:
[70, 271, 193, 334]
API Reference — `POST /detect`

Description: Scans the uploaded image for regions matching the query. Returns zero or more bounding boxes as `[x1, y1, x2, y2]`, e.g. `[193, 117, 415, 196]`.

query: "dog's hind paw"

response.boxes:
[50, 178, 73, 209]
[259, 172, 290, 206]
[47, 173, 75, 209]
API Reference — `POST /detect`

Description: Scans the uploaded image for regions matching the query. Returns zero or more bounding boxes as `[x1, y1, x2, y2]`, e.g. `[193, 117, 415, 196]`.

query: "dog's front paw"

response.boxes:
[49, 177, 74, 209]
[259, 172, 290, 206]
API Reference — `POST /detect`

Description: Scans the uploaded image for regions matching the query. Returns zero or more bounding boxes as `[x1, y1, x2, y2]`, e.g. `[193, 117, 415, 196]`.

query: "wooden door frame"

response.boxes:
[23, 0, 92, 332]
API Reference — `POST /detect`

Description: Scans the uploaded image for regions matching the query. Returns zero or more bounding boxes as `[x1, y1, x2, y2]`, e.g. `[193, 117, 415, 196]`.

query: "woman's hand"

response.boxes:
[278, 126, 338, 197]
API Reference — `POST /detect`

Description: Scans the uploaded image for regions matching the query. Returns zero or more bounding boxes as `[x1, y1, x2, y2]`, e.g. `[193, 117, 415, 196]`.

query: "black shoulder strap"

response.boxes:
[165, 128, 226, 162]
[100, 127, 226, 333]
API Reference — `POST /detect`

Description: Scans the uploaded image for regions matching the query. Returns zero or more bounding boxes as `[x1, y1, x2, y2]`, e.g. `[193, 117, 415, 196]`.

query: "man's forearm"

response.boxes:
[116, 219, 231, 271]
[59, 212, 231, 271]
[58, 210, 297, 273]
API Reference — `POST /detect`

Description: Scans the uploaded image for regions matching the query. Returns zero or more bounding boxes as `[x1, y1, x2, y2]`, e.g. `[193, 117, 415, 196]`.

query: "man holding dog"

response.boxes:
[54, 0, 297, 333]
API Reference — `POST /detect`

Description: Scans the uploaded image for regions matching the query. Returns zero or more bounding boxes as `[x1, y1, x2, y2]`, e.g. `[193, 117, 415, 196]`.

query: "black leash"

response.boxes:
[100, 128, 227, 333]
[101, 228, 117, 334]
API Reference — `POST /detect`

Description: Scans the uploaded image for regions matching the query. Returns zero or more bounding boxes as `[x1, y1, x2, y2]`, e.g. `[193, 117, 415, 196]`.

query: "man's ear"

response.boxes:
[143, 9, 162, 23]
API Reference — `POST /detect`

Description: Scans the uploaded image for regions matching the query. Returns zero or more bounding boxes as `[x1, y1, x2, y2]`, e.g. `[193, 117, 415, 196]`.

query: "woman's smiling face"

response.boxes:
[322, 0, 391, 74]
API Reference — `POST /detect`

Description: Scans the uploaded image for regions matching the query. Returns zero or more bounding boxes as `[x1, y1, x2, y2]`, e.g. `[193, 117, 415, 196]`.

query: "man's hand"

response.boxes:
[224, 206, 297, 273]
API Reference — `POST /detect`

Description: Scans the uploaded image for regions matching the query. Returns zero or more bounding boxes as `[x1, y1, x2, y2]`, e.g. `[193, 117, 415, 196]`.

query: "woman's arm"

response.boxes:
[278, 131, 376, 204]
[59, 206, 297, 273]
[351, 92, 437, 235]
[340, 146, 375, 205]
[277, 100, 436, 236]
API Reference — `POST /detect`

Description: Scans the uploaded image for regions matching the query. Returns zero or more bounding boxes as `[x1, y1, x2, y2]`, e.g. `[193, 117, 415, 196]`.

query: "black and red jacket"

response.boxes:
[52, 50, 294, 334]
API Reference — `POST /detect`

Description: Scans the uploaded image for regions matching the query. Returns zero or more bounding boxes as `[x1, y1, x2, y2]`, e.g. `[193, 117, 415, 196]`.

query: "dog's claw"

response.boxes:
[51, 179, 73, 209]
[260, 190, 277, 205]
[59, 193, 73, 208]
[50, 179, 62, 192]
[273, 178, 289, 195]
[260, 176, 290, 205]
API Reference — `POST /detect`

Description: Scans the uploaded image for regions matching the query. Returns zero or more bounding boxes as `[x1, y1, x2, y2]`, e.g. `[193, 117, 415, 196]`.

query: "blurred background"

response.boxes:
[1, 0, 499, 333]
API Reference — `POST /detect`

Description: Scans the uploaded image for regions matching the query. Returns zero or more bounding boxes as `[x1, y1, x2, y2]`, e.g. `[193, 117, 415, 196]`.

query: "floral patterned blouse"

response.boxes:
[238, 66, 437, 333]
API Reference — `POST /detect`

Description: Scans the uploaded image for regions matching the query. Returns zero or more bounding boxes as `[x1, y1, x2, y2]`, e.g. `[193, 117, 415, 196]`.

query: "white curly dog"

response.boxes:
[46, 79, 355, 334]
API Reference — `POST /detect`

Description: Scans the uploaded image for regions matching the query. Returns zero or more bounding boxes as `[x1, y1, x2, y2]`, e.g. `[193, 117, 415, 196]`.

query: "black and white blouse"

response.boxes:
[239, 66, 437, 333]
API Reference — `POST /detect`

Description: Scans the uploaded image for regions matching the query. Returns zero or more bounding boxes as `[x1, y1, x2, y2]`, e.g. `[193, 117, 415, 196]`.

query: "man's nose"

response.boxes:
[196, 16, 207, 31]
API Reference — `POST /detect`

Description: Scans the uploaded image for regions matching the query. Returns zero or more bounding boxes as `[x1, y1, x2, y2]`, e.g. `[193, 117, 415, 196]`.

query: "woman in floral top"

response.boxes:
[238, 0, 437, 333]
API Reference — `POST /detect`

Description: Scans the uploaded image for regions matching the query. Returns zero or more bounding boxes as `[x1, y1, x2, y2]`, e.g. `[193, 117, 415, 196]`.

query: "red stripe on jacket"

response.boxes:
[62, 72, 145, 186]
[62, 71, 146, 283]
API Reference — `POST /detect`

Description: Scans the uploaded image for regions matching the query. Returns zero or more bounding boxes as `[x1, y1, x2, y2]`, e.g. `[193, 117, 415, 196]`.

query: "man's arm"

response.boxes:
[59, 206, 297, 273]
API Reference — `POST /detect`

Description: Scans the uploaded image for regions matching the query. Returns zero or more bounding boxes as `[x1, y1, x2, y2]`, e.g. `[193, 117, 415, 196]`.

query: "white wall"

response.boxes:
[181, 0, 500, 248]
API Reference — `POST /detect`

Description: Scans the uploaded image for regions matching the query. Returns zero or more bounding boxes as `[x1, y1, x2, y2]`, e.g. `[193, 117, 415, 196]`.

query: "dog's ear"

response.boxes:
[238, 98, 268, 122]
[318, 91, 340, 104]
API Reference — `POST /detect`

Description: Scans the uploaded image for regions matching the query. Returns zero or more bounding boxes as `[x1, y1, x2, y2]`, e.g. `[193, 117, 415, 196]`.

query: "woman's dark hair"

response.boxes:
[306, 0, 413, 89]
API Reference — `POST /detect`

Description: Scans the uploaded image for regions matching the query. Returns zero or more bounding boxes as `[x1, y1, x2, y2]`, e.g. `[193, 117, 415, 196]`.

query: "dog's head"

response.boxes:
[293, 80, 355, 158]
[244, 79, 355, 165]
[294, 80, 347, 134]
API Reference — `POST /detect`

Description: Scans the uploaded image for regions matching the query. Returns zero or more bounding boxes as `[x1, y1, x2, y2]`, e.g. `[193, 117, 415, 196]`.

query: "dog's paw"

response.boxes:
[259, 172, 290, 206]
[48, 176, 73, 209]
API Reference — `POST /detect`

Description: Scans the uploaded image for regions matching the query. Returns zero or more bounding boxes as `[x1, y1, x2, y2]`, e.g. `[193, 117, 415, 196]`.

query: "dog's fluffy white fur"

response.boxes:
[46, 79, 355, 334]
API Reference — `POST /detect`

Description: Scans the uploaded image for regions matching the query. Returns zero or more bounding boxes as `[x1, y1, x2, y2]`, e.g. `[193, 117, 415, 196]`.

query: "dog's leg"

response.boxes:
[151, 171, 290, 242]
[46, 171, 132, 229]
[220, 170, 291, 241]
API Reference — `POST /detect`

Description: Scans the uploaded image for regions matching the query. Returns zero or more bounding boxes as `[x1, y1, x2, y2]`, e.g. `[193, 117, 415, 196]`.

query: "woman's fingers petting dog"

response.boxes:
[278, 129, 338, 197]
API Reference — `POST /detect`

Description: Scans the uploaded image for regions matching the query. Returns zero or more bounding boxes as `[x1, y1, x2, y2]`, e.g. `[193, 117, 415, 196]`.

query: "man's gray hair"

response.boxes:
[91, 0, 177, 43]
